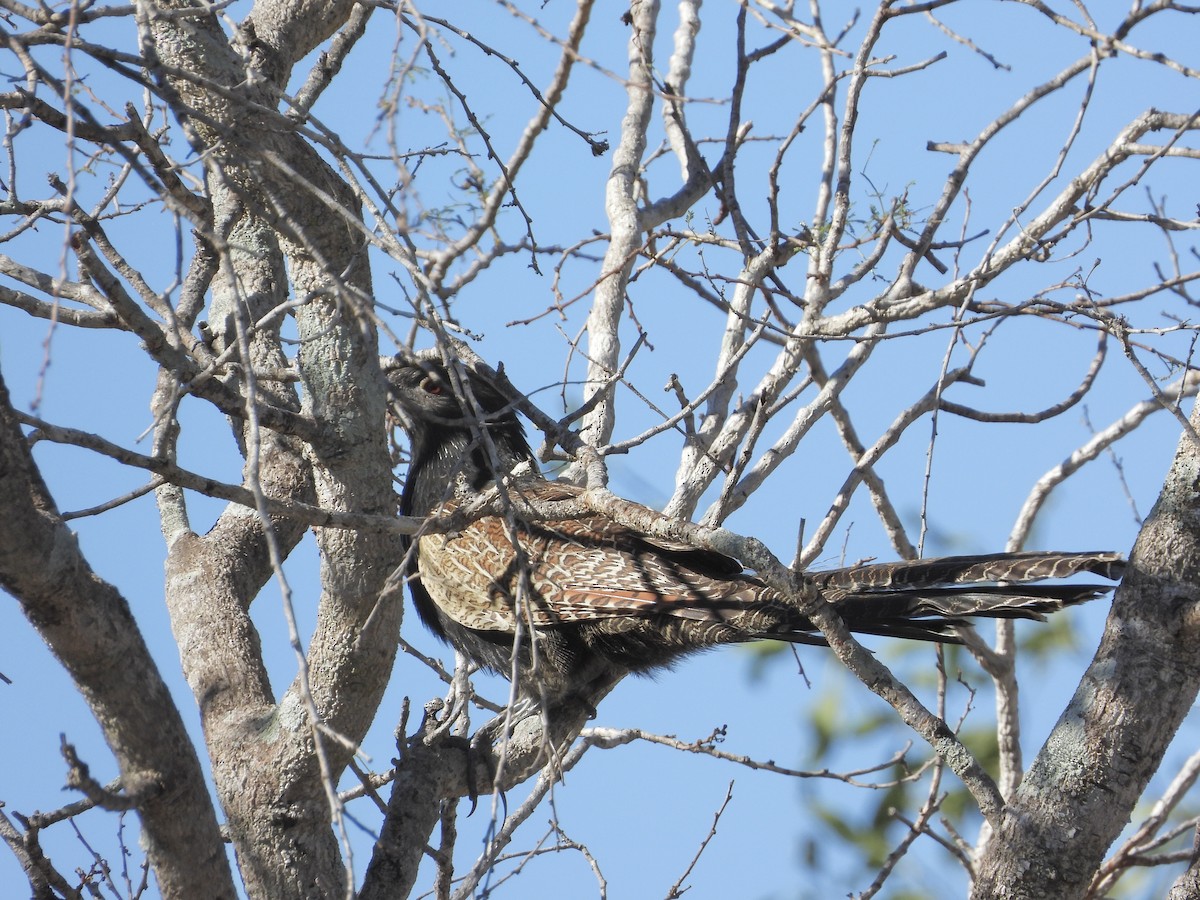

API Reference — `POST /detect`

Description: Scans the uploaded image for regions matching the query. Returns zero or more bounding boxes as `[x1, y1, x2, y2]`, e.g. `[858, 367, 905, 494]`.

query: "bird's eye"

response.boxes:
[419, 375, 444, 395]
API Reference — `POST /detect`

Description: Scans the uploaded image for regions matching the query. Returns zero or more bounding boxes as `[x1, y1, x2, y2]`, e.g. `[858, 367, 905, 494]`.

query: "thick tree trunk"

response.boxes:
[972, 407, 1200, 898]
[139, 3, 402, 896]
[0, 373, 237, 900]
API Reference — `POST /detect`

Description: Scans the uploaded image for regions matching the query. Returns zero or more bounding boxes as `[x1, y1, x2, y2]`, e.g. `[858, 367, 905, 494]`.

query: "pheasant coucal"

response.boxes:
[387, 357, 1124, 713]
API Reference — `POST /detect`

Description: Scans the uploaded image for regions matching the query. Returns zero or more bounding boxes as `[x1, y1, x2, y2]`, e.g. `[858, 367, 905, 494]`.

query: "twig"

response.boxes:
[666, 781, 734, 898]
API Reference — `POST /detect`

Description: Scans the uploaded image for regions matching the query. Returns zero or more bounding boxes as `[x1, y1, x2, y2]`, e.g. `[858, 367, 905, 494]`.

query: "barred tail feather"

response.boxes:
[797, 551, 1123, 645]
[810, 550, 1125, 593]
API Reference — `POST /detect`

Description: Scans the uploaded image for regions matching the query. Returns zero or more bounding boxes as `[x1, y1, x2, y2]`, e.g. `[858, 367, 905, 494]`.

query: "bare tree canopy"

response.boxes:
[0, 2, 1198, 898]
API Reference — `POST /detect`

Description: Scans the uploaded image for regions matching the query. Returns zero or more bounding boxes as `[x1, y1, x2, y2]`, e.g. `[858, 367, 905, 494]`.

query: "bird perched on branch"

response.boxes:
[387, 356, 1124, 714]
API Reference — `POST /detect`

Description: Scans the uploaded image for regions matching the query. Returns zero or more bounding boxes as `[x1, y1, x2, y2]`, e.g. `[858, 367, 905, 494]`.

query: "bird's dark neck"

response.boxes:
[402, 425, 534, 517]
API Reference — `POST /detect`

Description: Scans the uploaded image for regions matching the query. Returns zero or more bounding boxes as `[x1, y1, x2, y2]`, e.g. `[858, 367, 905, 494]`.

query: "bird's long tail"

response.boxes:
[800, 550, 1124, 643]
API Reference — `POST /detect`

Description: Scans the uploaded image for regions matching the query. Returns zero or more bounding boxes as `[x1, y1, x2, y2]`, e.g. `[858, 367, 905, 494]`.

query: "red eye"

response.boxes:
[420, 376, 444, 395]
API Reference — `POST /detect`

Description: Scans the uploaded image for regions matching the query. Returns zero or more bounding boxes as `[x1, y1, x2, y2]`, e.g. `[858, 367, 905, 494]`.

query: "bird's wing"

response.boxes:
[503, 478, 743, 571]
[414, 482, 759, 633]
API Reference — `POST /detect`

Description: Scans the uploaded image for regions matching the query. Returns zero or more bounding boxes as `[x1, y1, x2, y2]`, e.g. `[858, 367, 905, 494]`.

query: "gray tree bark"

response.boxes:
[972, 410, 1200, 898]
[0, 372, 236, 900]
[138, 1, 402, 895]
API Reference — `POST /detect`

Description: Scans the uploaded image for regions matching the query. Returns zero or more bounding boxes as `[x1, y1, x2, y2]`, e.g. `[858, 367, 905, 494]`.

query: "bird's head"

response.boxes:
[385, 356, 535, 496]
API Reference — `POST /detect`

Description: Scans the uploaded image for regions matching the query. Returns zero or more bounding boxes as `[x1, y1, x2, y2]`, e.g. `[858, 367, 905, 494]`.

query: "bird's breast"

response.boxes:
[416, 531, 519, 632]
